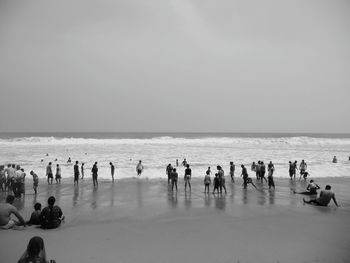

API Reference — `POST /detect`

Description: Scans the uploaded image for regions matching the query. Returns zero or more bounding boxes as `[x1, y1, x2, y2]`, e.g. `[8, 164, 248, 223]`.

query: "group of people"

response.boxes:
[0, 164, 27, 198]
[0, 195, 64, 230]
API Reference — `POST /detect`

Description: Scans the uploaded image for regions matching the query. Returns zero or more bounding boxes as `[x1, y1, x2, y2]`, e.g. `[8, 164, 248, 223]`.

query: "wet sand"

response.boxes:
[1, 177, 350, 263]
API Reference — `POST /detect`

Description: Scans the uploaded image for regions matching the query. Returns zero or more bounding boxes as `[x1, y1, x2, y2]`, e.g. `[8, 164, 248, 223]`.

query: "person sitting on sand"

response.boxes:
[171, 168, 178, 191]
[204, 170, 211, 193]
[184, 164, 192, 191]
[27, 203, 42, 226]
[303, 185, 339, 207]
[136, 160, 144, 176]
[18, 236, 55, 263]
[332, 156, 337, 163]
[293, 180, 320, 195]
[0, 195, 26, 229]
[30, 171, 39, 195]
[92, 162, 98, 187]
[40, 196, 64, 229]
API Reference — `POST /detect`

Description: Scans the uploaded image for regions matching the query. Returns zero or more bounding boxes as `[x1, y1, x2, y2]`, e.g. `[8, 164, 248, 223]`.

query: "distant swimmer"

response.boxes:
[54, 158, 58, 161]
[293, 180, 320, 195]
[332, 156, 337, 163]
[46, 153, 49, 156]
[41, 159, 44, 163]
[110, 162, 115, 181]
[0, 195, 26, 229]
[74, 161, 79, 186]
[92, 162, 98, 187]
[229, 161, 235, 183]
[303, 185, 340, 207]
[136, 160, 144, 176]
[46, 162, 53, 185]
[184, 164, 192, 191]
[55, 164, 61, 184]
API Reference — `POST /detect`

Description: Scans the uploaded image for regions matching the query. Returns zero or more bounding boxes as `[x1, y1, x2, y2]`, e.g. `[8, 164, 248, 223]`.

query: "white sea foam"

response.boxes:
[1, 135, 349, 180]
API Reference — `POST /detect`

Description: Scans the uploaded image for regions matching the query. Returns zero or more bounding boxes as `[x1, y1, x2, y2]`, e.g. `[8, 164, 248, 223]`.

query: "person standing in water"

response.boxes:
[81, 163, 85, 179]
[299, 160, 307, 179]
[55, 164, 61, 184]
[166, 164, 173, 184]
[92, 162, 98, 187]
[217, 165, 227, 193]
[73, 161, 79, 186]
[110, 162, 115, 181]
[171, 168, 178, 191]
[136, 160, 144, 176]
[30, 171, 39, 195]
[46, 162, 53, 185]
[229, 161, 235, 183]
[204, 170, 211, 194]
[184, 164, 191, 191]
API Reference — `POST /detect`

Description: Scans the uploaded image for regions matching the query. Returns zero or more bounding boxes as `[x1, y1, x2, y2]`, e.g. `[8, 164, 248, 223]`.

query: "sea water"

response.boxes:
[0, 132, 349, 180]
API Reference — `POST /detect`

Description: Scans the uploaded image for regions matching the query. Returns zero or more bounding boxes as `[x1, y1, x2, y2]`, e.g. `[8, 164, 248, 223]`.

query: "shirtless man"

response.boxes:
[303, 185, 339, 207]
[293, 180, 320, 195]
[136, 160, 144, 176]
[0, 195, 26, 229]
[46, 162, 53, 185]
[299, 160, 307, 179]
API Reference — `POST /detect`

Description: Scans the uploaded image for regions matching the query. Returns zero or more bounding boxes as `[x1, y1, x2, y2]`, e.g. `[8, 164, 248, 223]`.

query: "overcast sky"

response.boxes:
[0, 0, 349, 133]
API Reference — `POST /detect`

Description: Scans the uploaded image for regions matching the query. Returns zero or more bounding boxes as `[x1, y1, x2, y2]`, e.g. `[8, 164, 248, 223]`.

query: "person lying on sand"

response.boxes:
[0, 195, 26, 229]
[303, 185, 340, 207]
[293, 180, 320, 195]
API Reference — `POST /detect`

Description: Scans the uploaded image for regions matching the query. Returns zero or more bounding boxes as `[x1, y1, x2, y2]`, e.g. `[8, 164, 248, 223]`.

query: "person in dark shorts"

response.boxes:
[46, 162, 53, 185]
[303, 185, 339, 207]
[229, 161, 235, 183]
[171, 168, 178, 191]
[217, 165, 227, 194]
[40, 196, 64, 229]
[212, 173, 220, 194]
[73, 161, 79, 185]
[55, 164, 61, 184]
[184, 164, 192, 191]
[110, 162, 115, 181]
[294, 180, 320, 195]
[166, 164, 173, 184]
[136, 160, 144, 176]
[30, 171, 39, 195]
[267, 167, 275, 189]
[260, 161, 267, 183]
[241, 165, 257, 189]
[81, 163, 85, 179]
[92, 162, 98, 187]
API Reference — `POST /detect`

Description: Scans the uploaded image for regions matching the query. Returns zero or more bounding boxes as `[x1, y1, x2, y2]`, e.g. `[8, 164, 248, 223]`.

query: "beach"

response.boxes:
[1, 176, 350, 263]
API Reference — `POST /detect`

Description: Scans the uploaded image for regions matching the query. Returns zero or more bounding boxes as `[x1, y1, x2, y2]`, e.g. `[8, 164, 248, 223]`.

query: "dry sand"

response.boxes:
[1, 176, 350, 263]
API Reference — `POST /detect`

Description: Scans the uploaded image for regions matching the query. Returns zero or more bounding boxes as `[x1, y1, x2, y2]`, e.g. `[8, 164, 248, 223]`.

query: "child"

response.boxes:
[212, 173, 220, 194]
[27, 203, 42, 225]
[30, 171, 39, 195]
[204, 170, 211, 193]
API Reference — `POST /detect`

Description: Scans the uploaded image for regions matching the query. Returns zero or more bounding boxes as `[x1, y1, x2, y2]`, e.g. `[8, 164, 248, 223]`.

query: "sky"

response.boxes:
[0, 0, 349, 133]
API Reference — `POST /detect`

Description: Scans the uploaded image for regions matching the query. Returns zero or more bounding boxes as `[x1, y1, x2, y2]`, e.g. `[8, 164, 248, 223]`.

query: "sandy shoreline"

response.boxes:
[1, 177, 350, 263]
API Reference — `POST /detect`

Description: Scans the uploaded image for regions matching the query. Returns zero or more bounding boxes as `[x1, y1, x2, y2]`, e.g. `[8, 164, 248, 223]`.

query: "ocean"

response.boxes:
[0, 132, 349, 180]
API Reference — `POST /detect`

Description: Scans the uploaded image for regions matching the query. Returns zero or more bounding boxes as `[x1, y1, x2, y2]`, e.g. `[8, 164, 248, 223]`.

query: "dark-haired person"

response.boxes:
[55, 164, 61, 184]
[73, 161, 79, 185]
[229, 162, 235, 183]
[40, 196, 64, 229]
[171, 168, 178, 191]
[110, 162, 115, 181]
[184, 164, 191, 191]
[46, 162, 53, 185]
[136, 160, 144, 176]
[303, 185, 340, 207]
[217, 165, 227, 194]
[0, 195, 26, 229]
[293, 180, 320, 195]
[27, 203, 42, 226]
[18, 236, 56, 263]
[92, 162, 98, 187]
[30, 171, 39, 195]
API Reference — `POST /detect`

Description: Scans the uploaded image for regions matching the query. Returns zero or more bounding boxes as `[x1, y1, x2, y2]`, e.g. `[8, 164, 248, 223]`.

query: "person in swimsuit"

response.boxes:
[204, 170, 211, 193]
[217, 165, 227, 194]
[171, 168, 178, 191]
[136, 160, 144, 176]
[73, 161, 79, 185]
[55, 164, 61, 184]
[30, 171, 39, 195]
[0, 195, 26, 229]
[303, 185, 339, 207]
[299, 160, 307, 179]
[293, 180, 320, 195]
[184, 164, 191, 191]
[92, 162, 98, 187]
[110, 162, 115, 181]
[229, 162, 235, 183]
[46, 162, 53, 185]
[166, 164, 173, 184]
[81, 163, 85, 179]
